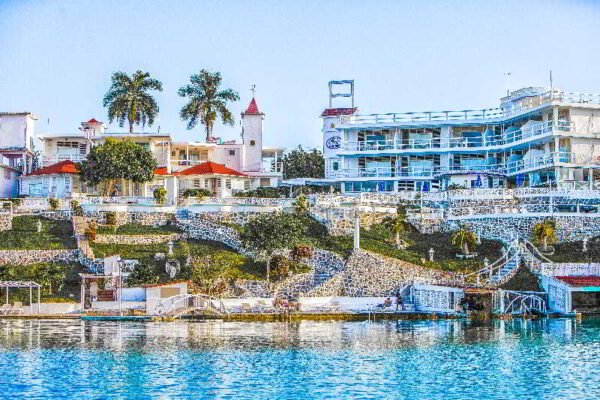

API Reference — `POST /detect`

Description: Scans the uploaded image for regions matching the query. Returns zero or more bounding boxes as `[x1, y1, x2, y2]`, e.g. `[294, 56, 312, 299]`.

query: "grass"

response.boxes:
[294, 217, 503, 273]
[0, 215, 76, 250]
[547, 239, 600, 263]
[96, 223, 182, 235]
[90, 238, 268, 284]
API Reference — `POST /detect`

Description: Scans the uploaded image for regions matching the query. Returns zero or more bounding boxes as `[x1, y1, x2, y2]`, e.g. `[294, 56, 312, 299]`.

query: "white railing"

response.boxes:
[465, 238, 520, 285]
[243, 161, 284, 174]
[341, 121, 570, 152]
[156, 294, 226, 316]
[186, 196, 293, 206]
[340, 90, 600, 126]
[79, 196, 158, 205]
[336, 166, 435, 179]
[540, 263, 600, 277]
[448, 203, 600, 218]
[42, 153, 86, 166]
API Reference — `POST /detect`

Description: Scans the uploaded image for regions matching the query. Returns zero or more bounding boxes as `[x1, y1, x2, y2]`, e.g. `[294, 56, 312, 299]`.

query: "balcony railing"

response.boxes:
[42, 154, 87, 166]
[334, 152, 600, 179]
[340, 121, 572, 153]
[340, 90, 600, 126]
[243, 162, 283, 174]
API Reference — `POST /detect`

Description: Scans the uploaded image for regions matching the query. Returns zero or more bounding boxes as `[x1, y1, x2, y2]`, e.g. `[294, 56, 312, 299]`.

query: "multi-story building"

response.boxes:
[18, 98, 284, 199]
[0, 112, 37, 197]
[322, 85, 600, 193]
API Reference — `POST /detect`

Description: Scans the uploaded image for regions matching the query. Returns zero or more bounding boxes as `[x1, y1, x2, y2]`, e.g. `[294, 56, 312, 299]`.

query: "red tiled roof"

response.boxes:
[243, 98, 263, 115]
[320, 107, 358, 117]
[27, 160, 79, 176]
[177, 161, 246, 177]
[153, 167, 171, 176]
[555, 276, 600, 287]
[87, 118, 100, 124]
[142, 280, 192, 289]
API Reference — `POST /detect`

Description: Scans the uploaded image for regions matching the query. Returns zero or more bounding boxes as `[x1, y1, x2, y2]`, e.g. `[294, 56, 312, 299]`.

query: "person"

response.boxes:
[396, 291, 404, 310]
[383, 298, 392, 308]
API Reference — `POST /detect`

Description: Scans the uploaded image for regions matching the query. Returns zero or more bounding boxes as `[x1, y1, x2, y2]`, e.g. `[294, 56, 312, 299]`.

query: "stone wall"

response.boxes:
[452, 215, 600, 242]
[0, 249, 79, 265]
[84, 211, 174, 226]
[94, 233, 184, 245]
[189, 211, 262, 226]
[0, 213, 12, 231]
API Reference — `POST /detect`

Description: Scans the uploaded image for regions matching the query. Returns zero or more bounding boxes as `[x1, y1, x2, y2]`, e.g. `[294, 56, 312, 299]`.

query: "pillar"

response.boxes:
[353, 211, 360, 250]
[80, 282, 85, 311]
[552, 107, 559, 127]
[589, 168, 593, 189]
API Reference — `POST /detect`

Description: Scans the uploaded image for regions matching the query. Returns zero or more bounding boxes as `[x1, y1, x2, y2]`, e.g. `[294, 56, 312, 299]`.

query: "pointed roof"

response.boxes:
[27, 160, 79, 176]
[87, 118, 100, 124]
[177, 161, 246, 177]
[243, 98, 263, 115]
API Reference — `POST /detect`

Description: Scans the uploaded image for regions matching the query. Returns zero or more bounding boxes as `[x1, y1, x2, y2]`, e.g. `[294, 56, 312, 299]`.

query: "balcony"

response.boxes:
[334, 152, 600, 179]
[243, 161, 283, 174]
[42, 154, 87, 167]
[340, 121, 572, 154]
[339, 90, 600, 126]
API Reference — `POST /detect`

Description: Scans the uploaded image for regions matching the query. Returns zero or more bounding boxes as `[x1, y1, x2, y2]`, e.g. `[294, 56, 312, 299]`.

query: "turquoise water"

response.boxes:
[1, 318, 600, 399]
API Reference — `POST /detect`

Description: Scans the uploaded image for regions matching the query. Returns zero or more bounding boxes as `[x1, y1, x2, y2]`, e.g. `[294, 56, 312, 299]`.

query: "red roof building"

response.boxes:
[243, 98, 263, 115]
[555, 276, 600, 287]
[153, 167, 171, 176]
[27, 160, 79, 176]
[177, 161, 246, 177]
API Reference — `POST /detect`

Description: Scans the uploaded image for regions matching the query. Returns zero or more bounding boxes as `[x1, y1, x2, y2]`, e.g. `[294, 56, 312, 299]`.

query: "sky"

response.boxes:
[1, 0, 600, 151]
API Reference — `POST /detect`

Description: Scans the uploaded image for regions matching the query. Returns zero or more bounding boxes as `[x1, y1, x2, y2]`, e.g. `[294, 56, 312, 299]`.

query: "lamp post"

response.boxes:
[117, 260, 123, 317]
[167, 240, 174, 257]
[428, 248, 435, 262]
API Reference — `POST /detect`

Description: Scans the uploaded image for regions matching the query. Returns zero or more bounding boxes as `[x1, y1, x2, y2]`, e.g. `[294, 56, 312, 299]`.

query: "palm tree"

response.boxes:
[532, 219, 556, 252]
[386, 204, 413, 249]
[178, 70, 240, 141]
[103, 70, 163, 133]
[452, 227, 477, 255]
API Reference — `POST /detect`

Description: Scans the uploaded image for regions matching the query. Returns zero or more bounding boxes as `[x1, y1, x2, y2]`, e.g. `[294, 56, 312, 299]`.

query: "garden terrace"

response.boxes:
[546, 238, 600, 263]
[0, 216, 76, 250]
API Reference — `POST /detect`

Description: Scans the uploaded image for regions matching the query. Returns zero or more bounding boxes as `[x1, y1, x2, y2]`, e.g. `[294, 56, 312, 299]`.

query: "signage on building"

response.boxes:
[323, 132, 341, 158]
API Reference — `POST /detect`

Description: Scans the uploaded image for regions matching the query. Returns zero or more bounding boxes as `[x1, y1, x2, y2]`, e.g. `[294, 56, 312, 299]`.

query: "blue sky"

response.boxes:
[1, 0, 600, 150]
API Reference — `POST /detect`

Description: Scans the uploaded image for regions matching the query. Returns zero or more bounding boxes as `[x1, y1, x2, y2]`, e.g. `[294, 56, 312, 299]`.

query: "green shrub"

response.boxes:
[48, 198, 60, 211]
[70, 200, 84, 217]
[153, 187, 167, 204]
[105, 211, 117, 226]
[84, 222, 97, 241]
[291, 244, 313, 259]
[182, 188, 212, 199]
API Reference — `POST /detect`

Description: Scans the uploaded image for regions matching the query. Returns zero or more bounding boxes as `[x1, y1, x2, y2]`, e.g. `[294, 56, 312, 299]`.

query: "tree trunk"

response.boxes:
[129, 121, 134, 134]
[395, 231, 400, 249]
[462, 242, 469, 255]
[266, 258, 271, 284]
[543, 237, 548, 252]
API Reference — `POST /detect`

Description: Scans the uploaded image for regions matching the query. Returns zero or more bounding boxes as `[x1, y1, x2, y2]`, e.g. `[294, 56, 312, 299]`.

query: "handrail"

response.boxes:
[522, 239, 553, 263]
[156, 293, 226, 316]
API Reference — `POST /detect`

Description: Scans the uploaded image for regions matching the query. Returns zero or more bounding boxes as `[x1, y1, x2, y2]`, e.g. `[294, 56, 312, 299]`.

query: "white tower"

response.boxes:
[321, 80, 356, 179]
[241, 97, 264, 171]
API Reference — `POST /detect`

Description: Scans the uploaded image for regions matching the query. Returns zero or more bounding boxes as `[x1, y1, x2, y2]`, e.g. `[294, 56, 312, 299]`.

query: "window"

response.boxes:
[193, 179, 201, 188]
[244, 181, 250, 190]
[79, 143, 87, 155]
[260, 178, 270, 187]
[225, 179, 231, 189]
[250, 140, 256, 146]
[229, 150, 236, 156]
[171, 151, 176, 157]
[216, 178, 221, 188]
[332, 161, 339, 171]
[136, 142, 150, 151]
[57, 141, 79, 148]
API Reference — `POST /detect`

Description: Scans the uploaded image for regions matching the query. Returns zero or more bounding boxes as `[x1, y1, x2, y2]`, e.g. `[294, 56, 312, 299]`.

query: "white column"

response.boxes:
[589, 168, 593, 189]
[353, 211, 360, 250]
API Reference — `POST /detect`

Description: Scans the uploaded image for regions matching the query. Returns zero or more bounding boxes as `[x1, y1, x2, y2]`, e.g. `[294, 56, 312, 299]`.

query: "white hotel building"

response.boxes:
[322, 86, 600, 193]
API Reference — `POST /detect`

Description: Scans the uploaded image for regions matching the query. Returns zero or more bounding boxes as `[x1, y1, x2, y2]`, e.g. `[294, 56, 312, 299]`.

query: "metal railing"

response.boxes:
[340, 90, 600, 126]
[156, 294, 226, 316]
[79, 196, 158, 205]
[341, 121, 572, 152]
[42, 154, 87, 166]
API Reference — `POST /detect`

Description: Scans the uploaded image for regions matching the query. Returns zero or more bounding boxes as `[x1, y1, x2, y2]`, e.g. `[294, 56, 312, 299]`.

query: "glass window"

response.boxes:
[229, 150, 235, 156]
[250, 140, 256, 146]
[332, 162, 339, 171]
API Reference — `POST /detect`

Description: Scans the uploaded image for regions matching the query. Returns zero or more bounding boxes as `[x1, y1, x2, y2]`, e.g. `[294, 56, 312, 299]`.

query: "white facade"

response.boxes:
[322, 86, 600, 193]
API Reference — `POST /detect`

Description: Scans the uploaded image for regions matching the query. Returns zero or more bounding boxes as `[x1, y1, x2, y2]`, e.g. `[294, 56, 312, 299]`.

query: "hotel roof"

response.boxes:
[555, 276, 600, 287]
[27, 160, 79, 176]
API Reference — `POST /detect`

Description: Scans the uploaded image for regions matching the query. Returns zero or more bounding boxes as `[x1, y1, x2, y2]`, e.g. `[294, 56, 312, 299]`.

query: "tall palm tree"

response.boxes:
[103, 70, 163, 133]
[178, 70, 240, 141]
[452, 227, 477, 255]
[532, 219, 556, 252]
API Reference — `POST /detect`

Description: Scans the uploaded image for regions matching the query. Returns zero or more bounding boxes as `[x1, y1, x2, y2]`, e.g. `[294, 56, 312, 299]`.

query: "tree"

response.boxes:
[532, 219, 556, 252]
[385, 204, 413, 249]
[451, 227, 477, 255]
[282, 146, 325, 180]
[240, 214, 307, 283]
[178, 70, 240, 141]
[293, 194, 310, 216]
[103, 70, 163, 133]
[77, 138, 157, 195]
[128, 264, 160, 286]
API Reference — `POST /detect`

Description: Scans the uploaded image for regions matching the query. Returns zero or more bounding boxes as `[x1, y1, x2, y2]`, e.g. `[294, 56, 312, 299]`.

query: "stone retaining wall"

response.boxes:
[0, 213, 12, 231]
[94, 233, 184, 245]
[0, 249, 79, 265]
[85, 211, 174, 226]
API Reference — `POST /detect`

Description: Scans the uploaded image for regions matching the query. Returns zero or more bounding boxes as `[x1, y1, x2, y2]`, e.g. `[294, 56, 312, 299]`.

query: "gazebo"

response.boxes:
[0, 281, 41, 314]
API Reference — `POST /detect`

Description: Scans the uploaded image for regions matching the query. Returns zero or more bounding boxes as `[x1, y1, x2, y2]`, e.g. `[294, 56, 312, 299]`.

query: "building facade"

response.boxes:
[18, 98, 284, 199]
[322, 86, 600, 193]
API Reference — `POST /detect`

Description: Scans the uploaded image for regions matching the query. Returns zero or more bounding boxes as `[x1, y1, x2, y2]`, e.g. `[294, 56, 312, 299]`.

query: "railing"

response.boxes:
[42, 154, 87, 166]
[494, 290, 547, 314]
[448, 202, 600, 218]
[156, 294, 226, 316]
[79, 196, 158, 205]
[341, 121, 571, 152]
[465, 238, 520, 285]
[540, 262, 600, 277]
[187, 196, 293, 206]
[339, 90, 600, 126]
[243, 161, 284, 174]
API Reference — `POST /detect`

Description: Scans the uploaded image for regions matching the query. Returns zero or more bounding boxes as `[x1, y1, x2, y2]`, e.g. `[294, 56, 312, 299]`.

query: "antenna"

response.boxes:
[504, 72, 512, 96]
[250, 84, 256, 98]
[550, 70, 553, 91]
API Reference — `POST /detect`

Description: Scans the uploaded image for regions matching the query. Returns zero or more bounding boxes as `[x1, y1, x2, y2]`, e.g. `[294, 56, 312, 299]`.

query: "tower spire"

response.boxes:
[250, 84, 256, 98]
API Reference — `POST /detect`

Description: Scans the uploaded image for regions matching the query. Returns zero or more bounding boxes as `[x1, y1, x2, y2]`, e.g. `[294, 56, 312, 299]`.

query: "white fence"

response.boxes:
[541, 263, 600, 277]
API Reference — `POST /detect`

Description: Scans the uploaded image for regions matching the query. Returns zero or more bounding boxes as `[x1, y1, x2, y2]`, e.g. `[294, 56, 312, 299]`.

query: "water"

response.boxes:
[1, 318, 600, 399]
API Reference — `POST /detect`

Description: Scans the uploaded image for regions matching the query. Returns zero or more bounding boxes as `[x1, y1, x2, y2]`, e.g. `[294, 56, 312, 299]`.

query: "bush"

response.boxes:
[291, 244, 313, 259]
[105, 211, 117, 226]
[182, 189, 212, 199]
[233, 187, 286, 198]
[270, 255, 290, 280]
[48, 198, 60, 211]
[153, 187, 167, 204]
[84, 222, 97, 241]
[70, 200, 84, 217]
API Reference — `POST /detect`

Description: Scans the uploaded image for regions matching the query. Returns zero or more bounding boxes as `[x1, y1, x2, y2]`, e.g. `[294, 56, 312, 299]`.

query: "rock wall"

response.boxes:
[85, 211, 174, 226]
[0, 213, 12, 231]
[0, 249, 79, 265]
